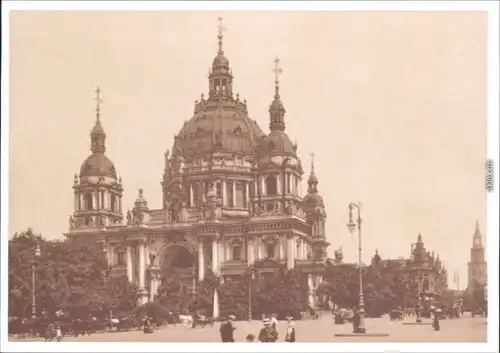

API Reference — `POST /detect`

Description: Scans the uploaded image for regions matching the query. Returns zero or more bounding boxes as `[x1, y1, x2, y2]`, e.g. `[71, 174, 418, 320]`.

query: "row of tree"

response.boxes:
[8, 229, 138, 318]
[11, 228, 459, 320]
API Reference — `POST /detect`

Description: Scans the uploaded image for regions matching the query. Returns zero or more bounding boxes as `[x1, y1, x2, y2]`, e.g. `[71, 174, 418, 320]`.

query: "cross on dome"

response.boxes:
[217, 17, 226, 54]
[95, 86, 103, 120]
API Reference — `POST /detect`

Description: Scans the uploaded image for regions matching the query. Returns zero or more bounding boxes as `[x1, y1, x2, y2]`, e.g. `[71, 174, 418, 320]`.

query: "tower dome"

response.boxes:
[79, 87, 117, 180]
[302, 153, 324, 208]
[258, 57, 297, 158]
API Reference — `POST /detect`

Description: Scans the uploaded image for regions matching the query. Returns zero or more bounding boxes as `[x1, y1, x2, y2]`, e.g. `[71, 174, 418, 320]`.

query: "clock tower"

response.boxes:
[467, 220, 487, 294]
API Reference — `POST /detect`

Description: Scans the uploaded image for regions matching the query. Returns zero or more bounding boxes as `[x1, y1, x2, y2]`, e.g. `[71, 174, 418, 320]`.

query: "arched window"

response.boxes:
[266, 174, 277, 196]
[84, 193, 93, 210]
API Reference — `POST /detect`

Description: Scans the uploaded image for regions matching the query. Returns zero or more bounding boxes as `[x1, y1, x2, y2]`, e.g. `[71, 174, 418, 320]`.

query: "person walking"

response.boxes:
[258, 318, 278, 342]
[352, 309, 360, 333]
[270, 313, 278, 329]
[432, 310, 441, 331]
[284, 316, 296, 342]
[219, 315, 236, 342]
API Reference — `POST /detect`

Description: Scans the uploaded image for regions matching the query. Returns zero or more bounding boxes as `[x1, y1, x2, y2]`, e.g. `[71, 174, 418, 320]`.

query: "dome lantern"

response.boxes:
[208, 17, 233, 99]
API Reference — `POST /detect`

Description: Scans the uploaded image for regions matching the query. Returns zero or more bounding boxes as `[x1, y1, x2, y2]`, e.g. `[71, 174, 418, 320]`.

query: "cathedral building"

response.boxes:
[371, 233, 448, 295]
[467, 220, 487, 296]
[65, 21, 330, 312]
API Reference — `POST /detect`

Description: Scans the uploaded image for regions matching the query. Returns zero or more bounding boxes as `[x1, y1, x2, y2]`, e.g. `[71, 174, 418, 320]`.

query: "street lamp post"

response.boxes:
[31, 242, 41, 320]
[416, 264, 423, 323]
[248, 266, 255, 322]
[346, 202, 366, 334]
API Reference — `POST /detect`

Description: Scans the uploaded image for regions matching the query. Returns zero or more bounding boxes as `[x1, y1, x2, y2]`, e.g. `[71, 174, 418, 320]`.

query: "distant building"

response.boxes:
[64, 21, 330, 310]
[467, 220, 487, 295]
[371, 233, 448, 294]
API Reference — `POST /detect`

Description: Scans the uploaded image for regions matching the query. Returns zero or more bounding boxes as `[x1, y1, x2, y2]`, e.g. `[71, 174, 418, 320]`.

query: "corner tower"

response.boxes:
[467, 220, 487, 293]
[69, 87, 124, 231]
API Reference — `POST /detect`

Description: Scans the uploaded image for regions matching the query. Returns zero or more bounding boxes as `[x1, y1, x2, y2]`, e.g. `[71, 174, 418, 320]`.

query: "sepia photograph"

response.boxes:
[1, 2, 498, 352]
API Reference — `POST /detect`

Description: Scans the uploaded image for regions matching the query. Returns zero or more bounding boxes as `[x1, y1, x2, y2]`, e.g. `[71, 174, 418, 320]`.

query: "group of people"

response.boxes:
[219, 314, 296, 343]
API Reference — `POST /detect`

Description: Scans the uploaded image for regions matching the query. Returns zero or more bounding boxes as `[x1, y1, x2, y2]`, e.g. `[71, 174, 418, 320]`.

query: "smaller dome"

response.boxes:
[269, 97, 285, 112]
[308, 173, 318, 185]
[91, 120, 106, 137]
[80, 153, 117, 179]
[212, 54, 229, 68]
[261, 131, 296, 156]
[302, 193, 324, 208]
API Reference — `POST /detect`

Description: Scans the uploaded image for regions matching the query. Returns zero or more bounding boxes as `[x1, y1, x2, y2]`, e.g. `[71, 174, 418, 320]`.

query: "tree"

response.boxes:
[154, 266, 192, 313]
[8, 230, 138, 319]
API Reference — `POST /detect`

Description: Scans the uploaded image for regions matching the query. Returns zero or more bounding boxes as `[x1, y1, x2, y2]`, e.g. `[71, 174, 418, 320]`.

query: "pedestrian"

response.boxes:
[270, 313, 278, 329]
[55, 323, 63, 342]
[258, 318, 278, 342]
[219, 315, 236, 342]
[246, 333, 255, 342]
[433, 310, 441, 331]
[143, 316, 153, 334]
[284, 316, 296, 342]
[352, 309, 360, 333]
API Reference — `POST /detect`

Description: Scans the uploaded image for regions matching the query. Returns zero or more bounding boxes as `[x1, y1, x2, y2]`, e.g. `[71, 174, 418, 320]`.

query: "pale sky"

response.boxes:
[8, 11, 487, 289]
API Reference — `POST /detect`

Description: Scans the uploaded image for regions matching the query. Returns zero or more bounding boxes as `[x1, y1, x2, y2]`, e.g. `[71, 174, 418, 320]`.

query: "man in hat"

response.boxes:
[258, 318, 278, 342]
[284, 316, 296, 342]
[219, 315, 236, 342]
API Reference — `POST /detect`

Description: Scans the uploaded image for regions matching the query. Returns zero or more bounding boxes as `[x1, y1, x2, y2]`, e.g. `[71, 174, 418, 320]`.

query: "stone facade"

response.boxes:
[65, 23, 330, 313]
[371, 233, 448, 295]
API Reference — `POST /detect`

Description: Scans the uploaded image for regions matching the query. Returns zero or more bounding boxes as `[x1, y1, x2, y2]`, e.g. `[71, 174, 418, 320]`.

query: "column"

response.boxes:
[212, 237, 219, 275]
[126, 244, 133, 283]
[307, 274, 315, 308]
[261, 177, 266, 196]
[119, 198, 122, 214]
[110, 244, 116, 265]
[287, 235, 295, 269]
[198, 241, 205, 281]
[139, 242, 145, 289]
[149, 275, 155, 302]
[277, 174, 281, 195]
[247, 237, 254, 265]
[93, 191, 99, 210]
[222, 179, 227, 207]
[245, 182, 250, 206]
[257, 237, 262, 260]
[74, 193, 78, 212]
[145, 243, 150, 267]
[279, 237, 285, 260]
[232, 181, 237, 207]
[190, 184, 194, 207]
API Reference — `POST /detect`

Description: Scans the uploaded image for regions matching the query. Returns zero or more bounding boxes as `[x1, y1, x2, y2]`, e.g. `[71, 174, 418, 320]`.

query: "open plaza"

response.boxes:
[10, 316, 487, 343]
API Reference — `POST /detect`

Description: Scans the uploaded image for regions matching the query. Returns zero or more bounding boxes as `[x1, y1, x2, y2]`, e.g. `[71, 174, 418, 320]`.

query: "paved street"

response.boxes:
[11, 316, 487, 342]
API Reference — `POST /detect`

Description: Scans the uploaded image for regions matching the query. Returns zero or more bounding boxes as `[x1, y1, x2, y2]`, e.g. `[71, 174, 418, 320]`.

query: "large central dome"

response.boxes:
[173, 100, 265, 158]
[170, 29, 265, 159]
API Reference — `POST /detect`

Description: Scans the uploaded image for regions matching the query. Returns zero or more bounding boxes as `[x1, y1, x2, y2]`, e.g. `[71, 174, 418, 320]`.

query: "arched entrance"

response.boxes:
[158, 243, 197, 293]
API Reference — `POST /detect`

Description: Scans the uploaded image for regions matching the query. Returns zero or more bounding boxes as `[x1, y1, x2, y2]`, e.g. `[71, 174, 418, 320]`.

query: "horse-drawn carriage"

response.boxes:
[389, 309, 404, 321]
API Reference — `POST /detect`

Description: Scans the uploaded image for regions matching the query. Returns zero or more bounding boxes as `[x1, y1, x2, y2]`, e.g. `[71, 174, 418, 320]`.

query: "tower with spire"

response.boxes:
[69, 87, 123, 232]
[302, 153, 329, 260]
[467, 220, 487, 294]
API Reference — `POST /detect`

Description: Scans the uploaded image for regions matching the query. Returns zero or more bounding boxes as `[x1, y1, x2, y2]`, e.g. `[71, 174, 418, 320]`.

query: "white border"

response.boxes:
[1, 1, 499, 352]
